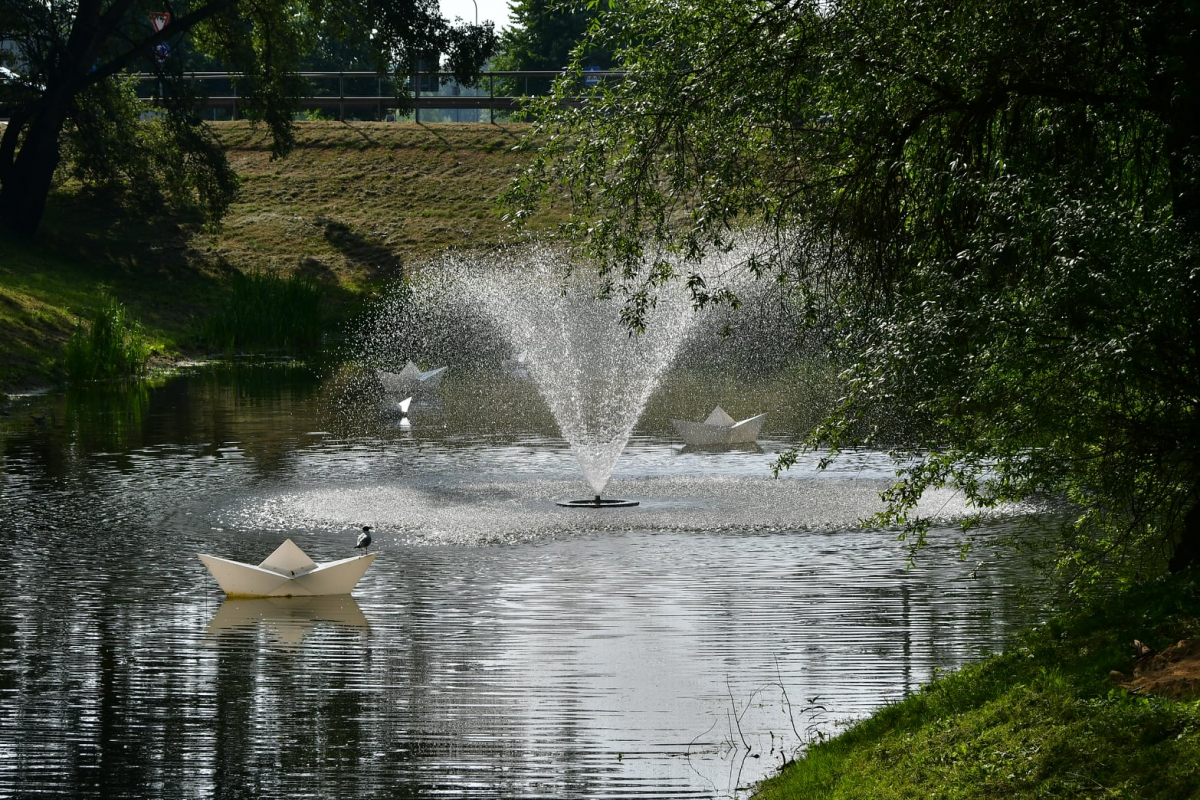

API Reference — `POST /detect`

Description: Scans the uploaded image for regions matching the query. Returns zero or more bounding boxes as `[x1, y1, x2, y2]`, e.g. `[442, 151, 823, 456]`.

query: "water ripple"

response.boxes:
[0, 372, 1048, 799]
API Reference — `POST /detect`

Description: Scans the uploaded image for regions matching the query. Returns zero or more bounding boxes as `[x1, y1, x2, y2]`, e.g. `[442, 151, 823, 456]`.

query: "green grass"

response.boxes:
[754, 572, 1200, 799]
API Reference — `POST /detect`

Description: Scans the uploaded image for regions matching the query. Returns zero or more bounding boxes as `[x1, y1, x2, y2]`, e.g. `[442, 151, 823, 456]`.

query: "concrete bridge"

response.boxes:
[133, 70, 621, 123]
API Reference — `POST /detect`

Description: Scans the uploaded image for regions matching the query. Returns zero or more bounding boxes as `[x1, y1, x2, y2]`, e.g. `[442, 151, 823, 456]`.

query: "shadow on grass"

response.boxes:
[338, 120, 381, 147]
[317, 216, 403, 280]
[33, 189, 232, 334]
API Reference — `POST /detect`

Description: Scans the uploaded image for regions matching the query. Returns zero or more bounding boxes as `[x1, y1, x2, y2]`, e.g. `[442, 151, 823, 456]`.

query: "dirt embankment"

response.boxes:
[1113, 638, 1200, 701]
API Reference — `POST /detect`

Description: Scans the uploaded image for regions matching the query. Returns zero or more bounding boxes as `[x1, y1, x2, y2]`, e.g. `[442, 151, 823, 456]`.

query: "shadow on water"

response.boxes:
[0, 363, 1051, 799]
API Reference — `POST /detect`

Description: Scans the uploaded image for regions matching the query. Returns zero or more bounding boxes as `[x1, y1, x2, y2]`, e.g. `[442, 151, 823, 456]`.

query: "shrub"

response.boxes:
[198, 271, 323, 353]
[63, 295, 149, 382]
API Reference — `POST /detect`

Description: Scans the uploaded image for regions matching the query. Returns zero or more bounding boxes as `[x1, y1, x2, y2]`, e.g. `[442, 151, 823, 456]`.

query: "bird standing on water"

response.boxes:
[355, 525, 373, 553]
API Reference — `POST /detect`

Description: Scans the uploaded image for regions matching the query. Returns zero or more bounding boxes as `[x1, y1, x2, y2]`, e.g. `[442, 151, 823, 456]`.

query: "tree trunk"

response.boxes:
[0, 99, 71, 238]
[1169, 479, 1200, 573]
[0, 0, 110, 238]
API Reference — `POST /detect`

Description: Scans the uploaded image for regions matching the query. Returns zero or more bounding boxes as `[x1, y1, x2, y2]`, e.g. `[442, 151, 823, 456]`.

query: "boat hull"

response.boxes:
[671, 412, 768, 446]
[379, 362, 447, 397]
[199, 552, 377, 598]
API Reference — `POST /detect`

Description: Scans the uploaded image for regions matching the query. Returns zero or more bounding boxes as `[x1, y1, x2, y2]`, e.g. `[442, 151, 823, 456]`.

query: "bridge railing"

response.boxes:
[132, 70, 624, 123]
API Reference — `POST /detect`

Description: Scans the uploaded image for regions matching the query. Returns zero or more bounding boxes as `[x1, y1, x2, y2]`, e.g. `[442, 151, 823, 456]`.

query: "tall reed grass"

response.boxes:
[63, 295, 149, 382]
[198, 272, 323, 353]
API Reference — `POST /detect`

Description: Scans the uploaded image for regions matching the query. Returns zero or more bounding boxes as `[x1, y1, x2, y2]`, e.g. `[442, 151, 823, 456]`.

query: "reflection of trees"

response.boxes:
[211, 627, 374, 797]
[0, 523, 1046, 797]
[64, 381, 155, 455]
[0, 364, 330, 490]
[0, 362, 1052, 797]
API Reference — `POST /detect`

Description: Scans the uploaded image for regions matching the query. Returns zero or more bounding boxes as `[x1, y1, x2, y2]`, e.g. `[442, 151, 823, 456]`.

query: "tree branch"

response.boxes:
[82, 0, 243, 89]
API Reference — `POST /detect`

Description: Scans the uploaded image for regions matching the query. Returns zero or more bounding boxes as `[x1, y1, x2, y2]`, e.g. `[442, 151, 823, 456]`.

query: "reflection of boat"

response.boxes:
[506, 350, 530, 379]
[671, 406, 768, 447]
[379, 394, 413, 421]
[680, 441, 764, 455]
[198, 539, 377, 598]
[379, 361, 448, 397]
[206, 595, 369, 644]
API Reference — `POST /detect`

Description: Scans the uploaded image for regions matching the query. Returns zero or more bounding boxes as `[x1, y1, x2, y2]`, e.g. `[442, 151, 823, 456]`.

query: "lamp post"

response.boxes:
[470, 0, 479, 121]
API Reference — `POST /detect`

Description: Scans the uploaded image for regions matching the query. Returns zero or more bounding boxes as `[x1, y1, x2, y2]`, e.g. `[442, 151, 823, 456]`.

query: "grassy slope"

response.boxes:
[754, 572, 1200, 799]
[0, 121, 548, 391]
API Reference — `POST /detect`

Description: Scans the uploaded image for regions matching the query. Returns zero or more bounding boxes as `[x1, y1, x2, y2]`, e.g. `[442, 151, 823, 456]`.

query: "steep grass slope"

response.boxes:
[0, 121, 545, 390]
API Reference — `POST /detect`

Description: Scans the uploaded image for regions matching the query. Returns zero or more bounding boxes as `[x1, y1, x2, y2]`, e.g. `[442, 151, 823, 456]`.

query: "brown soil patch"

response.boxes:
[1113, 639, 1200, 701]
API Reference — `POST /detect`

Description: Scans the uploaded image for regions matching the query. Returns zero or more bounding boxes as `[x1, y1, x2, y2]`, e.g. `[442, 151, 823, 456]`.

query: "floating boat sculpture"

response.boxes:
[198, 539, 377, 598]
[671, 406, 768, 447]
[379, 361, 448, 397]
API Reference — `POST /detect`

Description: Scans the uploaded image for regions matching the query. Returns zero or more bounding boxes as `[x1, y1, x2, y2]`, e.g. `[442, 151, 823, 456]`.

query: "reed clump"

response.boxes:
[198, 271, 323, 353]
[63, 295, 149, 382]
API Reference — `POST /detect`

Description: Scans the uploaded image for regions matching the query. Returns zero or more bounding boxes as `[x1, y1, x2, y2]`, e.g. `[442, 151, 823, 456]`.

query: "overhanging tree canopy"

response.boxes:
[504, 0, 1200, 592]
[0, 0, 495, 237]
[491, 0, 614, 95]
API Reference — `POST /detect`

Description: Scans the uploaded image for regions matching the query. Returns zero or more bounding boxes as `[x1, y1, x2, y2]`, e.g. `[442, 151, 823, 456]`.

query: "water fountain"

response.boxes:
[363, 245, 706, 507]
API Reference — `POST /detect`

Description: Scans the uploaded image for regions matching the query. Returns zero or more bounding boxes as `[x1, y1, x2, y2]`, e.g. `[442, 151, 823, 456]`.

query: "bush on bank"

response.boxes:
[62, 295, 149, 382]
[195, 271, 323, 354]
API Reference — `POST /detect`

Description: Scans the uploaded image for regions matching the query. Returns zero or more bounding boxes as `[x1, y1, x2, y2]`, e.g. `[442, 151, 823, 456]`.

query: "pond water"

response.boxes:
[0, 363, 1046, 798]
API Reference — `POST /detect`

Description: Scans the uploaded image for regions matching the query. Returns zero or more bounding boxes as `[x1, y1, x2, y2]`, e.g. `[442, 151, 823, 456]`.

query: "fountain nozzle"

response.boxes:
[555, 495, 640, 508]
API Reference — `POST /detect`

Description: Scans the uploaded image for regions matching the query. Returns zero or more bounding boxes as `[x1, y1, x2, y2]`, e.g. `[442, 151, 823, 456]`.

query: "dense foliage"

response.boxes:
[504, 0, 1200, 593]
[0, 0, 495, 237]
[491, 0, 613, 95]
[197, 271, 323, 353]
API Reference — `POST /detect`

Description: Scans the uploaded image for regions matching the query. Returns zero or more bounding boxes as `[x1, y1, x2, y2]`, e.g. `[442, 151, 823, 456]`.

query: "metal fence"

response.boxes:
[132, 70, 623, 123]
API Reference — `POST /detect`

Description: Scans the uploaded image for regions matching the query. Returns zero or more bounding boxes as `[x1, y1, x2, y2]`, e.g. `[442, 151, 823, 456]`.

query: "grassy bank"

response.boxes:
[755, 572, 1200, 799]
[0, 121, 547, 391]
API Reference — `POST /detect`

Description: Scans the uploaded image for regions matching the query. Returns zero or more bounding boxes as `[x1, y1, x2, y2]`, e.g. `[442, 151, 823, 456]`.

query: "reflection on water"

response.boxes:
[206, 596, 370, 645]
[0, 364, 1047, 798]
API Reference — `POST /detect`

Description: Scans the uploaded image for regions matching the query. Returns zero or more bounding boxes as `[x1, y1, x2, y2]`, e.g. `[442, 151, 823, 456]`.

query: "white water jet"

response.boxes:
[456, 248, 701, 497]
[356, 244, 706, 498]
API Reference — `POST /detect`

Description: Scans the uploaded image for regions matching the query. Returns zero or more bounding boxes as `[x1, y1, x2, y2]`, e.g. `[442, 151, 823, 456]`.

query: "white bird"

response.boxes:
[355, 525, 373, 552]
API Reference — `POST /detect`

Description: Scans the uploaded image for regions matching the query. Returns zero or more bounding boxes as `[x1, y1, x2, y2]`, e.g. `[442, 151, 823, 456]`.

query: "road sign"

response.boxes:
[150, 12, 170, 32]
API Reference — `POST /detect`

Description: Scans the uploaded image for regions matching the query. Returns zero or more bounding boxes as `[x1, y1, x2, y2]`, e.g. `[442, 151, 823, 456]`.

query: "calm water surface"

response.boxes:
[0, 364, 1046, 798]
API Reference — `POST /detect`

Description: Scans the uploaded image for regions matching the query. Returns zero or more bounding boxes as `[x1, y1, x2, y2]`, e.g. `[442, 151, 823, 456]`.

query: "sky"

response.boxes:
[441, 0, 513, 32]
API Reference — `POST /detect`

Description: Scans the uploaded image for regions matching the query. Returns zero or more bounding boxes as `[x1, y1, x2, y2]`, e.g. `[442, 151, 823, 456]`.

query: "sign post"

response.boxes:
[150, 13, 171, 67]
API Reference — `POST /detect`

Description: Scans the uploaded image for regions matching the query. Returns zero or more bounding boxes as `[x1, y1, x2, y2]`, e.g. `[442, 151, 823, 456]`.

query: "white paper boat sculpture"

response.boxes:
[378, 361, 448, 397]
[671, 406, 768, 447]
[198, 538, 377, 598]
